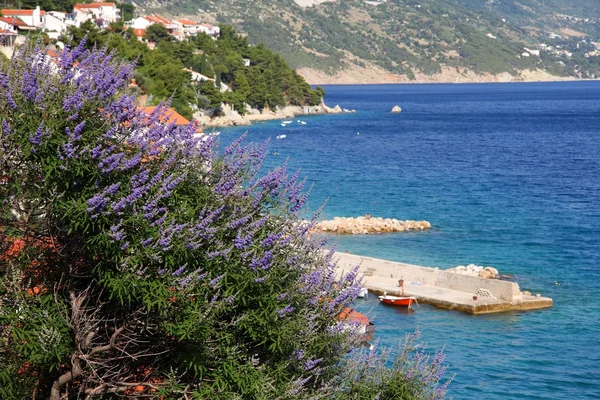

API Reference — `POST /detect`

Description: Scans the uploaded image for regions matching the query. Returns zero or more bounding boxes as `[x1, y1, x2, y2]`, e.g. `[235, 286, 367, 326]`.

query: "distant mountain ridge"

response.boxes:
[133, 0, 600, 83]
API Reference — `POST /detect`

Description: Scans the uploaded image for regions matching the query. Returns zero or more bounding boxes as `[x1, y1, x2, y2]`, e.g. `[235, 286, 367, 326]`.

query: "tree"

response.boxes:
[200, 53, 210, 75]
[195, 79, 222, 109]
[117, 1, 135, 22]
[0, 39, 451, 400]
[144, 23, 173, 44]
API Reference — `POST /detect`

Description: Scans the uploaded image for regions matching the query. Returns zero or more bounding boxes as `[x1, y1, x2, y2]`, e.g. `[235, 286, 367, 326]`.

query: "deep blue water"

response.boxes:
[218, 82, 600, 399]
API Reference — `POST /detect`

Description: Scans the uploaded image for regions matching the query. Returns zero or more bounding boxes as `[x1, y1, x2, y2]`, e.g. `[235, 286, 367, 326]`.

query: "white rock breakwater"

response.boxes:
[313, 216, 431, 234]
[446, 264, 500, 279]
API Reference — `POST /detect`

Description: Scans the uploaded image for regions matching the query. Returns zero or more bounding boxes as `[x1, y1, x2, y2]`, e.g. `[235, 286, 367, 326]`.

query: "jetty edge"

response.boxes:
[335, 252, 552, 315]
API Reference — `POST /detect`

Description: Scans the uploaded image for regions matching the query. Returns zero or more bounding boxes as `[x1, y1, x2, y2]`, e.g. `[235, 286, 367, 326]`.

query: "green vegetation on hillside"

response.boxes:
[141, 0, 600, 80]
[61, 21, 323, 118]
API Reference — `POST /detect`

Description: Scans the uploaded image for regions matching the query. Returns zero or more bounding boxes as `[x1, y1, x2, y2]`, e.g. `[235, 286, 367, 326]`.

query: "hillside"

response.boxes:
[136, 0, 600, 83]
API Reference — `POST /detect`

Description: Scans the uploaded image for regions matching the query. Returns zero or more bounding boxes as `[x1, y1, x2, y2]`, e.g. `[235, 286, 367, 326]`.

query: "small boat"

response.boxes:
[282, 120, 292, 124]
[378, 280, 415, 308]
[276, 134, 286, 139]
[299, 121, 307, 125]
[280, 123, 286, 127]
[378, 294, 415, 308]
[338, 307, 375, 334]
[356, 287, 369, 298]
[209, 131, 220, 136]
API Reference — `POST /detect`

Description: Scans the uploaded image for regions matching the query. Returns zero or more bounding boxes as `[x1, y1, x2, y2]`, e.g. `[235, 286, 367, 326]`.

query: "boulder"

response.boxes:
[478, 269, 495, 279]
[391, 105, 402, 113]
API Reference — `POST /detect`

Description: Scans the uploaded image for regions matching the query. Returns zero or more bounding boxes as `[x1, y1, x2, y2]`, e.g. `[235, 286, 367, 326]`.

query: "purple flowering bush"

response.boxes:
[0, 40, 450, 399]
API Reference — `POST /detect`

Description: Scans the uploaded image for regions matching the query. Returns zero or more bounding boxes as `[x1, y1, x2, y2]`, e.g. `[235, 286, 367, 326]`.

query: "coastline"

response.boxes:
[195, 101, 353, 128]
[195, 69, 593, 128]
[297, 64, 584, 85]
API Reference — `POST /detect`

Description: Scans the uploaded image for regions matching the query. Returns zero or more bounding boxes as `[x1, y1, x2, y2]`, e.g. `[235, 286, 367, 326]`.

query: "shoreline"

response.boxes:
[196, 77, 598, 128]
[308, 78, 596, 86]
[297, 64, 589, 85]
[196, 101, 353, 128]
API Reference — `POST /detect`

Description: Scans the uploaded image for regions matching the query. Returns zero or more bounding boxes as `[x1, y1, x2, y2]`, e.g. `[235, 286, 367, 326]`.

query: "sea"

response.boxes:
[217, 82, 600, 399]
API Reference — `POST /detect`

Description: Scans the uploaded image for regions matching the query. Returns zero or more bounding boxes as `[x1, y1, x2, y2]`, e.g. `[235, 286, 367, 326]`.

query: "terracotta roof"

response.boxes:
[74, 2, 116, 9]
[140, 106, 190, 126]
[132, 28, 146, 37]
[1, 9, 46, 16]
[145, 15, 170, 25]
[0, 16, 31, 27]
[177, 19, 198, 25]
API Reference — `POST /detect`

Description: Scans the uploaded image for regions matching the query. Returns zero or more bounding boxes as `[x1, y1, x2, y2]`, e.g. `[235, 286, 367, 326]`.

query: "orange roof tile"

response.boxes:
[177, 19, 198, 25]
[0, 16, 30, 26]
[132, 28, 146, 37]
[140, 106, 190, 126]
[145, 15, 170, 25]
[1, 9, 46, 16]
[74, 2, 116, 9]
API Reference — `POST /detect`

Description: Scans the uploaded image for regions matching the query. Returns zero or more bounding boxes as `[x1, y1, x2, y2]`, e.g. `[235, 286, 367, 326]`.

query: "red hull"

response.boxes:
[379, 296, 414, 307]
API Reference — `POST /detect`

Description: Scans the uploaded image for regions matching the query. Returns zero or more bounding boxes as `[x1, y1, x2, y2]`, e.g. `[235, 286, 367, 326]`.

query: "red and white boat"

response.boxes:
[338, 307, 376, 334]
[378, 294, 415, 308]
[378, 280, 416, 308]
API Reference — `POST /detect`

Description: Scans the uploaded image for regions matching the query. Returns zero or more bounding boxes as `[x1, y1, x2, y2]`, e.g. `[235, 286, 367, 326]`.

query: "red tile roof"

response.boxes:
[0, 16, 31, 27]
[1, 9, 46, 16]
[145, 15, 170, 25]
[140, 106, 190, 126]
[177, 19, 198, 25]
[132, 28, 146, 37]
[74, 2, 116, 9]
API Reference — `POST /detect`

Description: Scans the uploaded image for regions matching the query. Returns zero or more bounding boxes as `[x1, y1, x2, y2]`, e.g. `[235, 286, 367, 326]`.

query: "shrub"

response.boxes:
[0, 40, 450, 399]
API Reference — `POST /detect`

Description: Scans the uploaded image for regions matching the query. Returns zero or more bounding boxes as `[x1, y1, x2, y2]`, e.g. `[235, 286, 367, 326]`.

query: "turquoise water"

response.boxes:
[218, 82, 600, 399]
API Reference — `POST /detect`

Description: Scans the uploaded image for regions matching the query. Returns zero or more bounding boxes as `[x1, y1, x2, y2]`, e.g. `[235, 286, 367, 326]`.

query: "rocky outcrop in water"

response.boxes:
[313, 216, 431, 234]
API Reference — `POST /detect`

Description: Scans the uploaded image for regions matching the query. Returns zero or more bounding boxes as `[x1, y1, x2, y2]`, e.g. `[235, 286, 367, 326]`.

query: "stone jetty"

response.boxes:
[335, 252, 552, 314]
[313, 216, 431, 234]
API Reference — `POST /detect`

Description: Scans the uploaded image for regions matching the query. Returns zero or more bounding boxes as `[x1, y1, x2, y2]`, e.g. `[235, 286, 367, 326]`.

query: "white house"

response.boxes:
[0, 16, 34, 32]
[44, 12, 76, 39]
[129, 16, 153, 30]
[0, 17, 18, 34]
[73, 2, 120, 27]
[0, 17, 19, 46]
[129, 15, 177, 31]
[198, 24, 220, 38]
[174, 19, 201, 36]
[1, 7, 45, 28]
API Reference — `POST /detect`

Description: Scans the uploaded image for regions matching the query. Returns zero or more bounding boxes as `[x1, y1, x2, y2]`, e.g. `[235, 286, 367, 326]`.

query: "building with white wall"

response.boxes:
[73, 2, 120, 27]
[1, 7, 45, 28]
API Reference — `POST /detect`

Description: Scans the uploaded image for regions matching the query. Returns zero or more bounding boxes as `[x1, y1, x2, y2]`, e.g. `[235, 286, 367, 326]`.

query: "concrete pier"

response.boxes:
[335, 252, 553, 315]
